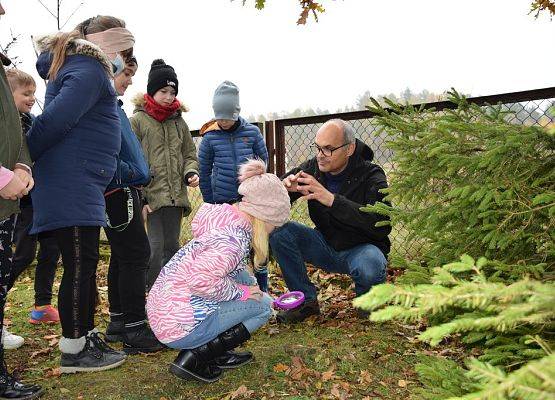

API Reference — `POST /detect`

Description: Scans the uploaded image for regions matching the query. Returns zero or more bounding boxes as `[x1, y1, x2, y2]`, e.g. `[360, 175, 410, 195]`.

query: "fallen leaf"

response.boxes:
[45, 367, 61, 378]
[30, 348, 51, 358]
[43, 334, 59, 340]
[60, 388, 70, 394]
[230, 385, 254, 399]
[273, 363, 289, 373]
[321, 366, 336, 382]
[358, 370, 373, 385]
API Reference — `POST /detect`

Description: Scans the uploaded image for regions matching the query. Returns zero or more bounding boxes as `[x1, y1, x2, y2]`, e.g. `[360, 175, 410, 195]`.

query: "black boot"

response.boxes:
[122, 325, 165, 354]
[0, 359, 43, 400]
[105, 320, 124, 343]
[169, 344, 223, 383]
[169, 323, 253, 382]
[213, 323, 253, 369]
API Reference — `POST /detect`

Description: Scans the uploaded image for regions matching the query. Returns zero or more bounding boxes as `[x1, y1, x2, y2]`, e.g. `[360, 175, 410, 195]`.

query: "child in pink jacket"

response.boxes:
[146, 159, 291, 383]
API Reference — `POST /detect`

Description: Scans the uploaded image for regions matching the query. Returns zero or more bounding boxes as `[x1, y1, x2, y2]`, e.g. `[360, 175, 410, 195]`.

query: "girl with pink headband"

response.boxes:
[27, 15, 135, 374]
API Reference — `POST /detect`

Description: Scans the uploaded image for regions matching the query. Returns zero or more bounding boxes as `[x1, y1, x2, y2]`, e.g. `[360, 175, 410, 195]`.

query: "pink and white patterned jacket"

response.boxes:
[146, 203, 252, 344]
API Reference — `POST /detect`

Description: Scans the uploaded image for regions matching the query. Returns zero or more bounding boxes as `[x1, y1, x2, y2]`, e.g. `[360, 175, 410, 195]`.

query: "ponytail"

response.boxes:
[47, 30, 80, 80]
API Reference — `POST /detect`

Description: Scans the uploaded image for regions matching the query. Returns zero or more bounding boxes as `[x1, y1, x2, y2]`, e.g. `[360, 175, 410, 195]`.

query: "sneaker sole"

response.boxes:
[169, 363, 222, 383]
[29, 318, 59, 325]
[60, 358, 126, 374]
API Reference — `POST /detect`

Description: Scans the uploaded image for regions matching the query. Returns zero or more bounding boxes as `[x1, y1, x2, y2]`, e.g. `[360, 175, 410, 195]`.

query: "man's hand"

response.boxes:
[296, 171, 335, 207]
[13, 168, 34, 192]
[283, 170, 303, 193]
[187, 174, 200, 187]
[0, 174, 27, 200]
[142, 204, 152, 222]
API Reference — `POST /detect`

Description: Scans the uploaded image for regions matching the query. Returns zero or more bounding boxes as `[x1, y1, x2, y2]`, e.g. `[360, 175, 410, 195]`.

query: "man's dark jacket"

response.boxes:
[285, 139, 391, 256]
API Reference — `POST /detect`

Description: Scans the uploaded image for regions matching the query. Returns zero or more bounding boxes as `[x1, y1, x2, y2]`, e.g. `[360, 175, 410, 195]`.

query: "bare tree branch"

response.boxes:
[60, 1, 84, 30]
[35, 0, 58, 19]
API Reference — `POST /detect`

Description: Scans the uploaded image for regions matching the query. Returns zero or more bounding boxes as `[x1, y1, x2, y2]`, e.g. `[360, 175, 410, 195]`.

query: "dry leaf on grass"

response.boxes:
[273, 363, 289, 373]
[30, 348, 51, 358]
[229, 385, 254, 399]
[44, 367, 61, 378]
[358, 370, 373, 385]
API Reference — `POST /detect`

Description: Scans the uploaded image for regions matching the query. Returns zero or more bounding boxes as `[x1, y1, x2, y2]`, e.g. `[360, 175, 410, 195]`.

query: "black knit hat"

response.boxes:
[147, 59, 178, 97]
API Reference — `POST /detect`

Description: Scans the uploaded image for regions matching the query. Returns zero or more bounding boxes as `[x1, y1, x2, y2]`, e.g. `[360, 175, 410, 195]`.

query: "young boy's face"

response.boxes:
[153, 86, 176, 107]
[114, 62, 137, 96]
[216, 119, 235, 130]
[12, 84, 36, 113]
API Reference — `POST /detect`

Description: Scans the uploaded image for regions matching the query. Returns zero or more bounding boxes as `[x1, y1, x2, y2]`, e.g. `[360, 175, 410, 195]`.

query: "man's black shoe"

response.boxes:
[122, 325, 165, 355]
[276, 299, 320, 323]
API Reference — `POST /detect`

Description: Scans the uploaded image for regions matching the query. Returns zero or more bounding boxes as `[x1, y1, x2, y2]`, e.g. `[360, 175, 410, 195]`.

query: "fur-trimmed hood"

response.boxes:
[34, 33, 113, 79]
[131, 92, 189, 114]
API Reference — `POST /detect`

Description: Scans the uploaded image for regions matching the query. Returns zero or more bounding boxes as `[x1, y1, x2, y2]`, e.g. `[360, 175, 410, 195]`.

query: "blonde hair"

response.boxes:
[5, 68, 36, 92]
[251, 217, 270, 269]
[48, 15, 126, 80]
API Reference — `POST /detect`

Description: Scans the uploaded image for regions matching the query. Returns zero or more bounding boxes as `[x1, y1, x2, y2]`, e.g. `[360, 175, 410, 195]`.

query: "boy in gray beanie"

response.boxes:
[212, 80, 240, 123]
[199, 80, 269, 291]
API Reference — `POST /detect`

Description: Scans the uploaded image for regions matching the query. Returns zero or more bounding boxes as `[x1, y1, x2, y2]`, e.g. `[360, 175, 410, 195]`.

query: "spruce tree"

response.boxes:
[354, 90, 555, 400]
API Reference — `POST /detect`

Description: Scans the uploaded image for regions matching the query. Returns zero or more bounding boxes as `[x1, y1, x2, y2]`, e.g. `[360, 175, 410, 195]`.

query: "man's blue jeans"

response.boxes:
[269, 222, 387, 301]
[167, 270, 273, 350]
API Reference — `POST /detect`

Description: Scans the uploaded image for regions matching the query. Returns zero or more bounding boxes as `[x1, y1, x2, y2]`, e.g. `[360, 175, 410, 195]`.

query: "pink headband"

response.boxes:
[85, 27, 135, 60]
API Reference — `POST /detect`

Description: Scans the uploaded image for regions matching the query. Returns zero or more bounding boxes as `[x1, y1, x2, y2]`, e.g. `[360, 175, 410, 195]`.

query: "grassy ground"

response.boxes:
[3, 246, 448, 400]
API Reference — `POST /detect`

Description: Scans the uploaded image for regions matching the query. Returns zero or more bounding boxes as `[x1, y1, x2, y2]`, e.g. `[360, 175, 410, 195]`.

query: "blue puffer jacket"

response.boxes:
[198, 117, 268, 203]
[106, 101, 150, 191]
[27, 35, 120, 234]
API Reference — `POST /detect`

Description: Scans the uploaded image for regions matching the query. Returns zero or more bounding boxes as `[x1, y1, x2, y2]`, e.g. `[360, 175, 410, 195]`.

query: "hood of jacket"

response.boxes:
[199, 116, 249, 136]
[191, 203, 251, 239]
[34, 33, 113, 80]
[131, 92, 189, 116]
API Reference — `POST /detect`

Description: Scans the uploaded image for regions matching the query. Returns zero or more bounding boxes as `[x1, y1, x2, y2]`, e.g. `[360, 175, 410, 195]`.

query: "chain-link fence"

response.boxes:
[182, 88, 555, 257]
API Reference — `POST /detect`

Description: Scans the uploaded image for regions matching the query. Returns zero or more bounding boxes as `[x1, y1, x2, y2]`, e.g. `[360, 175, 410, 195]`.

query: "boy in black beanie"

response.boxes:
[129, 59, 199, 290]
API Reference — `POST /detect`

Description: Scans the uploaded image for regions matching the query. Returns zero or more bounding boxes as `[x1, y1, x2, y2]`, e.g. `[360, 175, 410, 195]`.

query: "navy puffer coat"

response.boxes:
[198, 117, 268, 204]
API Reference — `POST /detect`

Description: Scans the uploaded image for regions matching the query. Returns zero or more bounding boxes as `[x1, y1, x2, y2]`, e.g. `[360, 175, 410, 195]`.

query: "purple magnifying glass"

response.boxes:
[273, 291, 305, 310]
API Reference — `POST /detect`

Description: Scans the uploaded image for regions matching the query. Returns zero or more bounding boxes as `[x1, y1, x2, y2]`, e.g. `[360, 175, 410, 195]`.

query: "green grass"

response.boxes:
[5, 192, 450, 399]
[5, 248, 442, 400]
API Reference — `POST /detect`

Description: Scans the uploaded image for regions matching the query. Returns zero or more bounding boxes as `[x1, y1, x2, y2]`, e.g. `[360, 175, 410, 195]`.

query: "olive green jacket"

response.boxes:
[1, 56, 32, 221]
[129, 93, 198, 214]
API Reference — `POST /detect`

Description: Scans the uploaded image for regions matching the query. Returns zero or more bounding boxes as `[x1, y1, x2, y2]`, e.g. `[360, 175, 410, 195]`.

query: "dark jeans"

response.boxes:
[54, 226, 100, 338]
[146, 206, 183, 290]
[104, 187, 150, 327]
[0, 216, 16, 353]
[269, 221, 387, 301]
[8, 206, 59, 306]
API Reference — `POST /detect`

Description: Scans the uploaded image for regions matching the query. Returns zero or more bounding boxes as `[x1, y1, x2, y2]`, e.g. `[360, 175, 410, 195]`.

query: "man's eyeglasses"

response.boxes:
[311, 142, 350, 157]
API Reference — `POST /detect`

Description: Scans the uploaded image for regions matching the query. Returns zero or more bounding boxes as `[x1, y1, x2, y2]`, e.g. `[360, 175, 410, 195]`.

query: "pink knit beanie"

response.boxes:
[237, 159, 291, 227]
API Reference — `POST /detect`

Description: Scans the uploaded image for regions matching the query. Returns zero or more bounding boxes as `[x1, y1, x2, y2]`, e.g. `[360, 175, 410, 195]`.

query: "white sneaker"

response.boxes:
[1, 327, 24, 349]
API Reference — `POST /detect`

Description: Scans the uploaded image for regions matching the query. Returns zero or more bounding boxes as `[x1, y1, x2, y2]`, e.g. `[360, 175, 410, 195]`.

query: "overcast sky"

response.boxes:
[1, 0, 553, 128]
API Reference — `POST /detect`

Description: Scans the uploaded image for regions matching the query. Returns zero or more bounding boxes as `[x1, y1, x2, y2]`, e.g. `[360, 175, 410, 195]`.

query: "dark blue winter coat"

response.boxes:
[27, 36, 121, 234]
[198, 117, 268, 204]
[106, 100, 150, 191]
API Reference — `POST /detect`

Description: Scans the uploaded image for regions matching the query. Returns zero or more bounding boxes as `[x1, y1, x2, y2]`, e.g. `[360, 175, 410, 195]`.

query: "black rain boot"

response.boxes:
[213, 323, 253, 369]
[169, 342, 224, 383]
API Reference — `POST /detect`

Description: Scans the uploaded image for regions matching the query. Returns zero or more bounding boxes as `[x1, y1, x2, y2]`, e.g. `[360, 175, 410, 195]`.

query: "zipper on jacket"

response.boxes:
[161, 122, 175, 201]
[230, 134, 238, 184]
